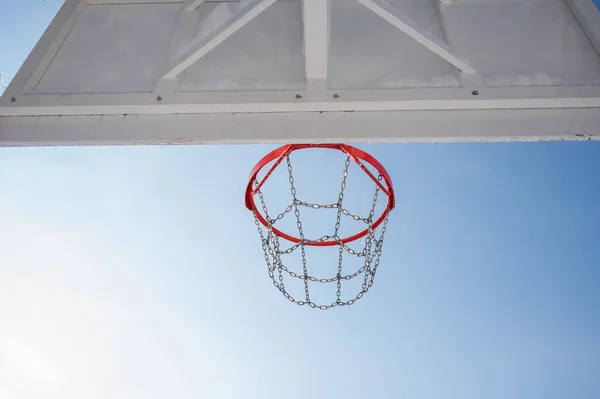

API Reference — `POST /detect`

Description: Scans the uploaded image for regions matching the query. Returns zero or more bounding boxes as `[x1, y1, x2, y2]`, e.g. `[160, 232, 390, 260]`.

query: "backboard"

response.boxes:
[1, 0, 599, 146]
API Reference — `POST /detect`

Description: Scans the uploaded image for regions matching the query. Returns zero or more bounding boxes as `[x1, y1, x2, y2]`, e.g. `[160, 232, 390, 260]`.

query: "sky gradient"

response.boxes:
[1, 2, 600, 399]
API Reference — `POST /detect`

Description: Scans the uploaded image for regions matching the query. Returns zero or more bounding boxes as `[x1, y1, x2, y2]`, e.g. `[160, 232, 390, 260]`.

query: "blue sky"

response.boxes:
[1, 2, 600, 399]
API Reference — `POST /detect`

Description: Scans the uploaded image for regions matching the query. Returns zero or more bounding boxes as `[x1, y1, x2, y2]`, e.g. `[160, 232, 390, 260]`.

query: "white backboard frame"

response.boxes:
[1, 0, 599, 146]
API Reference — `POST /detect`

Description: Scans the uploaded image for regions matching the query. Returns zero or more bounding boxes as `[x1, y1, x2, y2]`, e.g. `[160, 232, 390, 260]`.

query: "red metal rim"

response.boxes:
[245, 144, 395, 247]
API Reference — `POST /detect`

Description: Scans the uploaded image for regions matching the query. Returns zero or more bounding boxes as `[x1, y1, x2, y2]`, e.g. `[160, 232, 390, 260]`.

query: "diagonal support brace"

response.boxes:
[163, 0, 279, 80]
[355, 0, 480, 78]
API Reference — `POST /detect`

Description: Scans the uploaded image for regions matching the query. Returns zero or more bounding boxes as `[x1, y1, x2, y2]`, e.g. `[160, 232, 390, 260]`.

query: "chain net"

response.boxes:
[252, 153, 390, 310]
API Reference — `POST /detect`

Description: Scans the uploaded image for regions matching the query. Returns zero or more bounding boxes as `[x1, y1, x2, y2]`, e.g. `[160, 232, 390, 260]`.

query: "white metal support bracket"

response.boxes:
[162, 0, 279, 80]
[355, 0, 482, 86]
[302, 0, 329, 92]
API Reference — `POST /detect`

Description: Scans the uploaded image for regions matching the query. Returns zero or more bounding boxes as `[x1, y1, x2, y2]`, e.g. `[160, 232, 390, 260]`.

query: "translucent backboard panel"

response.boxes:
[33, 4, 182, 94]
[1, 0, 599, 145]
[178, 0, 307, 91]
[329, 0, 461, 89]
[440, 0, 600, 87]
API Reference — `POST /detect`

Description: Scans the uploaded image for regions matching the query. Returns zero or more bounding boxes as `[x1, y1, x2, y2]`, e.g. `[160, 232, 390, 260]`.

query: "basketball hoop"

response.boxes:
[246, 144, 395, 309]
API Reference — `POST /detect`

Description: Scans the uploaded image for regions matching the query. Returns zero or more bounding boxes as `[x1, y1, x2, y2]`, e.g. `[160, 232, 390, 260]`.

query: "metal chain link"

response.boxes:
[334, 156, 351, 304]
[252, 153, 391, 310]
[285, 155, 311, 303]
[270, 201, 370, 226]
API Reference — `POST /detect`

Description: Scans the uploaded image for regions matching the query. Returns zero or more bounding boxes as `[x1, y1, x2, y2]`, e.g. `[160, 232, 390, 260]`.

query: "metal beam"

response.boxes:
[162, 0, 279, 79]
[2, 109, 599, 146]
[2, 86, 600, 116]
[355, 0, 479, 76]
[302, 0, 329, 91]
